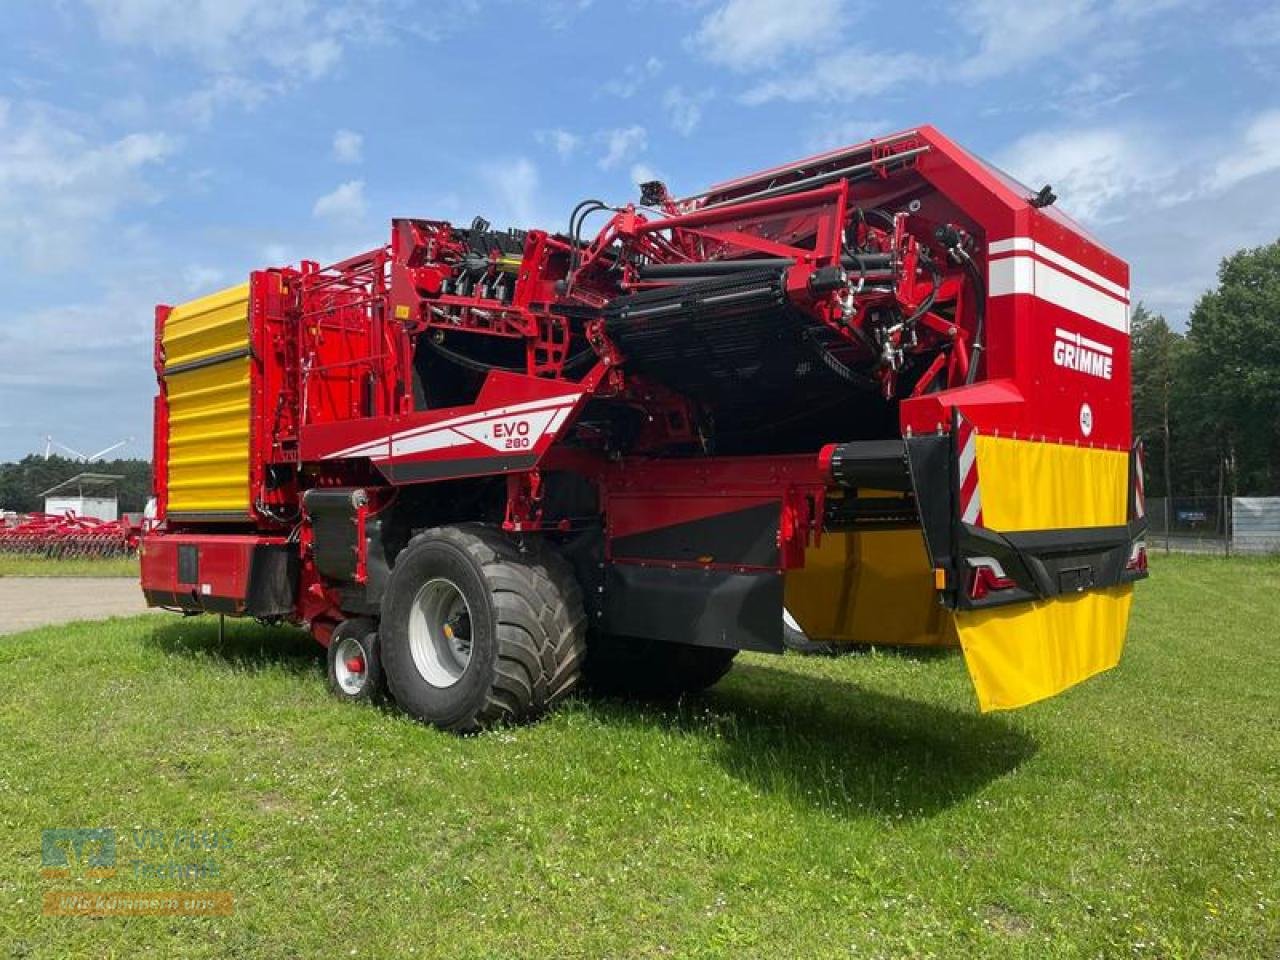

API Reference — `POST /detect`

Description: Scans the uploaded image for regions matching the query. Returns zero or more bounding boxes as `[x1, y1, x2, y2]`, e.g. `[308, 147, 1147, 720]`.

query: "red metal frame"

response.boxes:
[142, 125, 1133, 634]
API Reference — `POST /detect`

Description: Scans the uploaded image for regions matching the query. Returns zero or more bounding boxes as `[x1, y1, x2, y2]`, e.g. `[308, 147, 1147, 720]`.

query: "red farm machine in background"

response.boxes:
[140, 127, 1147, 732]
[0, 512, 139, 559]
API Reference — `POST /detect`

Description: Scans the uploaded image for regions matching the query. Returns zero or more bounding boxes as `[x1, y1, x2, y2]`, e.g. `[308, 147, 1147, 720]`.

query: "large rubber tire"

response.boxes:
[583, 634, 737, 699]
[381, 524, 585, 733]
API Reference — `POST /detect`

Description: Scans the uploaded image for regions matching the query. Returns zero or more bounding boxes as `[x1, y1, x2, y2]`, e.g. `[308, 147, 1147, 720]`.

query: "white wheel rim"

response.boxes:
[333, 634, 369, 696]
[408, 578, 474, 688]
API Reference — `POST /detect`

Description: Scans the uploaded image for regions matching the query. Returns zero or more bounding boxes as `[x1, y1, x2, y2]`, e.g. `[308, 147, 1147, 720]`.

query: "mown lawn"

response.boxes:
[0, 553, 1276, 958]
[0, 553, 138, 578]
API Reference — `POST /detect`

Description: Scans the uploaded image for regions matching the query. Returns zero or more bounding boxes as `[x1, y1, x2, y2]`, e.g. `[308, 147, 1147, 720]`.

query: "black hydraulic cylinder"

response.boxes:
[825, 439, 912, 491]
[636, 252, 892, 280]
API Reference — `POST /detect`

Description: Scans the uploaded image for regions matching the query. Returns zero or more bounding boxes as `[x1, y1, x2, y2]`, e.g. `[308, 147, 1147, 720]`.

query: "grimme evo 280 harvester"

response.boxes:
[140, 127, 1148, 732]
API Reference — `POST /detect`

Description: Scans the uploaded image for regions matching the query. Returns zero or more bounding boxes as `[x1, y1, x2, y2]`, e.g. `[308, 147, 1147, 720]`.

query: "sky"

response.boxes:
[1, 0, 1278, 460]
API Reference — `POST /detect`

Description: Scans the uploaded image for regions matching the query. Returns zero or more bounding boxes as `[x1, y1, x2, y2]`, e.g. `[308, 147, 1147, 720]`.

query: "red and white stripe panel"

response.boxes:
[1133, 443, 1146, 520]
[957, 414, 983, 527]
[987, 237, 1130, 335]
[323, 394, 581, 461]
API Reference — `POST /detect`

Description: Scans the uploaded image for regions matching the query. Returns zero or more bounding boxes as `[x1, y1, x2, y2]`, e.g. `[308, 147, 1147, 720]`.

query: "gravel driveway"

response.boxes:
[0, 577, 155, 636]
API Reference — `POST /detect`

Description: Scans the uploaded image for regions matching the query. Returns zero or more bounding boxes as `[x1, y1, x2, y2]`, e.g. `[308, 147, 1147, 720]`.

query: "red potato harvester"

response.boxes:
[140, 127, 1148, 732]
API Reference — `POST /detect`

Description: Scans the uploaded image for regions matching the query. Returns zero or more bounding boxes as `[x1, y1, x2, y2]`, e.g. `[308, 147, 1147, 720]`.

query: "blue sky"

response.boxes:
[2, 0, 1278, 460]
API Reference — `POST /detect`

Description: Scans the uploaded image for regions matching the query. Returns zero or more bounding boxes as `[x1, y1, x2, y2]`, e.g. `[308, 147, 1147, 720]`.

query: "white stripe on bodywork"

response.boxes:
[989, 255, 1130, 334]
[961, 485, 983, 526]
[391, 428, 470, 458]
[988, 237, 1128, 300]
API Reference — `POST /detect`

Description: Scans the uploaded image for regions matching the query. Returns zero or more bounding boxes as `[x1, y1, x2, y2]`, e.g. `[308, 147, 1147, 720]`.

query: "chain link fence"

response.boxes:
[1145, 496, 1280, 555]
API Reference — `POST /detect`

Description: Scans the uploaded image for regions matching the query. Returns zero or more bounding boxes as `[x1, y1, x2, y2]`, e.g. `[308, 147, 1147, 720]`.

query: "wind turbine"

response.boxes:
[43, 436, 133, 462]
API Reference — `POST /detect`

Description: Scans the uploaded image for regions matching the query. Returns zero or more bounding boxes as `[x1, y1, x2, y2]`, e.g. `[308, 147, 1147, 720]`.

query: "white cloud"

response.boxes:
[312, 179, 367, 222]
[804, 117, 892, 151]
[183, 265, 225, 292]
[1206, 110, 1280, 192]
[702, 0, 1176, 107]
[535, 128, 582, 159]
[957, 0, 1100, 79]
[603, 57, 663, 98]
[0, 284, 162, 458]
[1226, 4, 1280, 47]
[537, 0, 597, 30]
[663, 87, 710, 136]
[693, 0, 844, 69]
[0, 101, 176, 268]
[179, 74, 271, 127]
[82, 0, 403, 123]
[992, 112, 1280, 326]
[86, 0, 345, 77]
[333, 128, 363, 164]
[996, 126, 1166, 223]
[476, 157, 542, 227]
[598, 126, 647, 170]
[630, 162, 661, 188]
[740, 50, 928, 104]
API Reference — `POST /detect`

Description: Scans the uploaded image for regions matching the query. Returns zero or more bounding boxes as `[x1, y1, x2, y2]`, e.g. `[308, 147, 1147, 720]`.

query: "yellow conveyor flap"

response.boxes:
[162, 284, 252, 517]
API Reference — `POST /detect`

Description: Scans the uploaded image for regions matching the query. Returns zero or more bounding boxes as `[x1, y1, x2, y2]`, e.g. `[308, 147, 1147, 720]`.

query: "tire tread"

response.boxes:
[395, 523, 586, 732]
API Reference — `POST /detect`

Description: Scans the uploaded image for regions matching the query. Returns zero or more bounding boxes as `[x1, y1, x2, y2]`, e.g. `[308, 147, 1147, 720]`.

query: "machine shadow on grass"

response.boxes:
[144, 617, 1035, 819]
[146, 616, 322, 676]
[583, 662, 1038, 820]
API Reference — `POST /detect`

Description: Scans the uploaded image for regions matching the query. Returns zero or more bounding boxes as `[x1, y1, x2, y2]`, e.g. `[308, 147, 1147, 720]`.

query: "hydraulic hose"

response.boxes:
[424, 333, 598, 376]
[960, 252, 986, 385]
[565, 199, 610, 295]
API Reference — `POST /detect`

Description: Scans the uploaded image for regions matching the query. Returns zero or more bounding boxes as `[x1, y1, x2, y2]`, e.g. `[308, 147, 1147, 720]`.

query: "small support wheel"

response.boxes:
[327, 617, 385, 705]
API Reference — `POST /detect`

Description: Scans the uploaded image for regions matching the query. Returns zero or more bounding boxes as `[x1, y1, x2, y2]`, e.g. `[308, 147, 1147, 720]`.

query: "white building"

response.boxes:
[40, 473, 124, 522]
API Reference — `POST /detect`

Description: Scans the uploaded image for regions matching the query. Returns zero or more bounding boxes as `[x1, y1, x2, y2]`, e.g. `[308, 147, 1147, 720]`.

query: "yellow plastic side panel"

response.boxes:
[976, 435, 1127, 531]
[784, 528, 958, 647]
[163, 283, 251, 369]
[162, 284, 251, 516]
[953, 585, 1133, 711]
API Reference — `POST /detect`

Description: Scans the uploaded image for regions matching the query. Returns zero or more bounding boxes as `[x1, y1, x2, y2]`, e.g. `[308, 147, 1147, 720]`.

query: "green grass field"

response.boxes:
[1, 553, 1276, 958]
[0, 553, 138, 578]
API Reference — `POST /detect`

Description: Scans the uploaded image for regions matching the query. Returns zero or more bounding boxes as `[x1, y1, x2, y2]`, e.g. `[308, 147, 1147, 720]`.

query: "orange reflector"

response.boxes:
[933, 567, 947, 590]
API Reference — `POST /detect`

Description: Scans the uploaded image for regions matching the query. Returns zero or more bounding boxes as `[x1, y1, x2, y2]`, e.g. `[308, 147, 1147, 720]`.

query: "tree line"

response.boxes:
[1132, 238, 1280, 498]
[0, 455, 152, 514]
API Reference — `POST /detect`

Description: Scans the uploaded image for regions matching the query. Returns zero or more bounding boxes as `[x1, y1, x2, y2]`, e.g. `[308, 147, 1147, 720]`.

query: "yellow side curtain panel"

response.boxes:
[162, 284, 252, 517]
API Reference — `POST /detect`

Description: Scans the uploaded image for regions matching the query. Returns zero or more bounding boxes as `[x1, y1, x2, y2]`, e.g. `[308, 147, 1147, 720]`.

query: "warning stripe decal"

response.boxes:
[1134, 443, 1146, 520]
[957, 414, 983, 527]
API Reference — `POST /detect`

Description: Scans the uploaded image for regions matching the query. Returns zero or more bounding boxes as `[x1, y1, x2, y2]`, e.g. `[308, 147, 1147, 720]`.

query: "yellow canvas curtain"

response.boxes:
[957, 434, 1133, 709]
[974, 434, 1128, 531]
[786, 436, 1136, 711]
[954, 584, 1132, 711]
